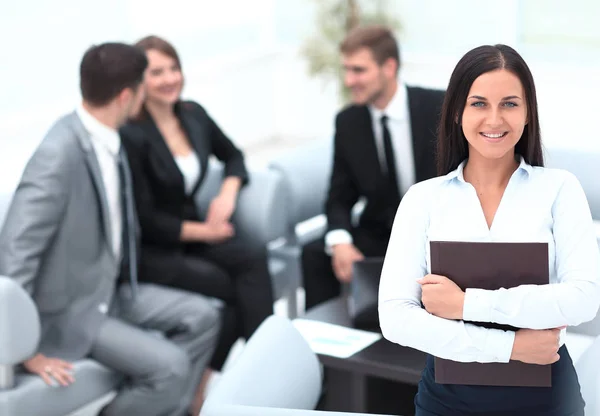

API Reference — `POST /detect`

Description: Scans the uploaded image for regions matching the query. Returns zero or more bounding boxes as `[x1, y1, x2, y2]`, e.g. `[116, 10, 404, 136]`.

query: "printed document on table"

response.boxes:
[292, 319, 382, 359]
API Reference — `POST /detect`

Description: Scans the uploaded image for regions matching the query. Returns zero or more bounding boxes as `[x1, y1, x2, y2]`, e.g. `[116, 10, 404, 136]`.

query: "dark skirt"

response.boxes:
[415, 345, 585, 416]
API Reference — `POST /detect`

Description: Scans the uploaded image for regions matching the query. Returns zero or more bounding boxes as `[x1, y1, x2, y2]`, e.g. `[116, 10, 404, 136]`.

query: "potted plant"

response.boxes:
[301, 0, 401, 104]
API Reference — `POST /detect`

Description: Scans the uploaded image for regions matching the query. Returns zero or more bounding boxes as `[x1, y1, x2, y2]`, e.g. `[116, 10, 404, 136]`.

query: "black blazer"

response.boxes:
[120, 100, 248, 250]
[326, 86, 444, 237]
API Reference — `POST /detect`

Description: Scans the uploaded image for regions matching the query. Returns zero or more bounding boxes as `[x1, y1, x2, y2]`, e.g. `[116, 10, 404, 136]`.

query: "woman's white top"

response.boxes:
[174, 152, 201, 195]
[378, 157, 600, 364]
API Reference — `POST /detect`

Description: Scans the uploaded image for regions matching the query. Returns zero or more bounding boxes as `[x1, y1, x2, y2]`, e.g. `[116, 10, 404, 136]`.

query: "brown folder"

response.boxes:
[429, 241, 551, 387]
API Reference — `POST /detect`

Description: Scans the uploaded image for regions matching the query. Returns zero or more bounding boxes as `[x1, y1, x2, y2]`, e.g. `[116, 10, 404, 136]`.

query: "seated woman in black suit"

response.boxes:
[120, 35, 274, 409]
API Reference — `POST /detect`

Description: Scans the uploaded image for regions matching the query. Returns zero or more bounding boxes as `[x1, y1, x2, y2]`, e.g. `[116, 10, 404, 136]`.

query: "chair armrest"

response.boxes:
[294, 200, 364, 247]
[268, 243, 301, 263]
[567, 220, 600, 337]
[196, 161, 289, 246]
[233, 167, 289, 245]
[203, 315, 322, 411]
[201, 316, 394, 416]
[295, 215, 327, 247]
[0, 276, 40, 388]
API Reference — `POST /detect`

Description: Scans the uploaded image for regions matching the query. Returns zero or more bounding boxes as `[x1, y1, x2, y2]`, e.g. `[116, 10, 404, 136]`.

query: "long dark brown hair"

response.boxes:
[134, 35, 182, 69]
[437, 44, 543, 175]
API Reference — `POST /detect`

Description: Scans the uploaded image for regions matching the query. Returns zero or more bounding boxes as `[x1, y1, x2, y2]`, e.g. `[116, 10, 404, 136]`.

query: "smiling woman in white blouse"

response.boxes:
[378, 44, 600, 416]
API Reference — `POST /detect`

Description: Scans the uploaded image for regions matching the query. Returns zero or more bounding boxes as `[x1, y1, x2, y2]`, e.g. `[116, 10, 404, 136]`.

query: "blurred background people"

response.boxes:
[0, 42, 221, 416]
[301, 25, 444, 311]
[120, 35, 275, 411]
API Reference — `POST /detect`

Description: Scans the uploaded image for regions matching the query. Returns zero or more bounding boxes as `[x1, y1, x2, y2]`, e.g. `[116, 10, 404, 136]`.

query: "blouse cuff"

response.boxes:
[483, 328, 515, 363]
[463, 288, 496, 323]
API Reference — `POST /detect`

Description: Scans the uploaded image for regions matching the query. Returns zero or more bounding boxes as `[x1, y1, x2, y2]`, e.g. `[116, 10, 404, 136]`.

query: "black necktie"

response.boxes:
[117, 148, 138, 298]
[381, 115, 401, 203]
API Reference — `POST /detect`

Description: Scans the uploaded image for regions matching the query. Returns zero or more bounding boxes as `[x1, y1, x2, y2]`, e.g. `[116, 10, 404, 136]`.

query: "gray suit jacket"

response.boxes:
[0, 112, 125, 360]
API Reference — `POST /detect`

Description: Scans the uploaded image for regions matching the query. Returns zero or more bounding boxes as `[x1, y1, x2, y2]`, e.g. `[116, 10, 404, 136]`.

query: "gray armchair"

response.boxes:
[546, 146, 600, 336]
[565, 323, 600, 414]
[267, 140, 334, 316]
[0, 160, 291, 415]
[0, 192, 12, 232]
[0, 275, 40, 390]
[195, 161, 294, 313]
[574, 334, 600, 416]
[545, 147, 600, 220]
[546, 146, 600, 415]
[200, 315, 392, 416]
[0, 276, 121, 416]
[0, 192, 121, 416]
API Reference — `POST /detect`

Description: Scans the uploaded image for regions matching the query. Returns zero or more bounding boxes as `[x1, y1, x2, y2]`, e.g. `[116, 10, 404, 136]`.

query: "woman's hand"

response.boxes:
[203, 221, 235, 243]
[418, 274, 465, 320]
[511, 327, 564, 365]
[23, 353, 75, 386]
[206, 194, 236, 225]
[181, 221, 234, 243]
[206, 176, 242, 225]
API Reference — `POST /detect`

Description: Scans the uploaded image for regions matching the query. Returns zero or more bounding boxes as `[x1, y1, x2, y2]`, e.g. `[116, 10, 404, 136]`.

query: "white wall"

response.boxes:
[1, 0, 599, 193]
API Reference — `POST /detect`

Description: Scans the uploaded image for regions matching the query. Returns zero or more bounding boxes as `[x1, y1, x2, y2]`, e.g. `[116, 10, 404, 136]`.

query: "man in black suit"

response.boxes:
[302, 25, 444, 311]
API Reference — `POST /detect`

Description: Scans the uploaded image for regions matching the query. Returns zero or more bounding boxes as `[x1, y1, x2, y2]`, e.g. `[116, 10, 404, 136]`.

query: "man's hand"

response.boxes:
[23, 353, 74, 386]
[418, 274, 465, 320]
[511, 327, 564, 365]
[331, 243, 364, 283]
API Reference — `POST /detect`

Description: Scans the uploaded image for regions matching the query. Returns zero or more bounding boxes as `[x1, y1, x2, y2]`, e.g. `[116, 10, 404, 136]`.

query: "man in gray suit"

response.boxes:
[0, 43, 220, 416]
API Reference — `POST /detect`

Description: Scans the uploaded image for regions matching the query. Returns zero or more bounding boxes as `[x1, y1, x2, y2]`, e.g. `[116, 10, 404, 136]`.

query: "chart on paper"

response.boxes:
[292, 319, 381, 359]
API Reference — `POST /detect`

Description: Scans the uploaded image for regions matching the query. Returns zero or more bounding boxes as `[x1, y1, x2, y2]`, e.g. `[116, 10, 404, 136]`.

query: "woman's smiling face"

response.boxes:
[461, 69, 528, 162]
